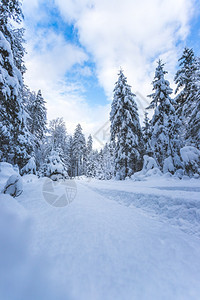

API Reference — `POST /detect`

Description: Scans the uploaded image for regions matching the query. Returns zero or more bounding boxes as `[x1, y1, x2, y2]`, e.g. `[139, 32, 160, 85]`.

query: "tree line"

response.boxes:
[0, 0, 199, 180]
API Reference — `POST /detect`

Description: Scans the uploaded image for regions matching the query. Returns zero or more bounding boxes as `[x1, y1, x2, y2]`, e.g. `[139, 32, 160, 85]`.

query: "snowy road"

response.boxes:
[19, 177, 200, 300]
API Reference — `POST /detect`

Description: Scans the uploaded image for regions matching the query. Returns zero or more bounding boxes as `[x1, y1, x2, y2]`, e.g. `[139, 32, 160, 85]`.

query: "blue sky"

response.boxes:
[22, 0, 200, 147]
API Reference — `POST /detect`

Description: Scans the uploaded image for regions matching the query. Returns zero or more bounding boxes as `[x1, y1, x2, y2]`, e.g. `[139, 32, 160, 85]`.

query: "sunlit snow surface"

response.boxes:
[1, 164, 200, 300]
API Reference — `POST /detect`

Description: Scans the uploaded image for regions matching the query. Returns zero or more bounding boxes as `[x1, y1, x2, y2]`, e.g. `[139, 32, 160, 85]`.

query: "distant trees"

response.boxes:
[71, 124, 86, 177]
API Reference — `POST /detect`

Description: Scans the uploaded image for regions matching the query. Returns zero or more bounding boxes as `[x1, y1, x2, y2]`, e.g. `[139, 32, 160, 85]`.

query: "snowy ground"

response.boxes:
[1, 168, 200, 299]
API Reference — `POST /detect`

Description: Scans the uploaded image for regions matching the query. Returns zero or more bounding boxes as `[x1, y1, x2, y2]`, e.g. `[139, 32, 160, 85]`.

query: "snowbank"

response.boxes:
[3, 174, 23, 197]
[0, 162, 19, 187]
[0, 165, 68, 299]
[180, 146, 200, 176]
[131, 155, 162, 181]
[91, 182, 200, 237]
[0, 195, 67, 300]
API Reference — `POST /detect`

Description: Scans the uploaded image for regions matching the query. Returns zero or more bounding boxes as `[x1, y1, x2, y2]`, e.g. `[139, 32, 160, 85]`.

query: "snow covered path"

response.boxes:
[19, 177, 200, 300]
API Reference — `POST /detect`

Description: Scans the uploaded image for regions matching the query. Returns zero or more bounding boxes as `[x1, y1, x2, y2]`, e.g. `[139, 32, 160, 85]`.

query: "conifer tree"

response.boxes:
[86, 134, 93, 155]
[174, 47, 196, 121]
[72, 124, 86, 176]
[48, 118, 70, 170]
[142, 111, 152, 155]
[149, 60, 182, 172]
[28, 90, 47, 142]
[186, 57, 200, 148]
[0, 0, 32, 168]
[110, 69, 144, 179]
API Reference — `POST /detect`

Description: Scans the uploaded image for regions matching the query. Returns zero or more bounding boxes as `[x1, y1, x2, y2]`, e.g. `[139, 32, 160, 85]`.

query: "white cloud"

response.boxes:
[55, 0, 195, 99]
[22, 0, 196, 148]
[24, 29, 88, 85]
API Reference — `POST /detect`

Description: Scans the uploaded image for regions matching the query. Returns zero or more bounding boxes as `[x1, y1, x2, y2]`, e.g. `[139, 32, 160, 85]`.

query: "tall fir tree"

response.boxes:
[0, 0, 32, 168]
[142, 111, 152, 155]
[48, 118, 70, 170]
[148, 60, 182, 172]
[186, 57, 200, 148]
[28, 89, 47, 142]
[174, 47, 196, 121]
[110, 69, 144, 179]
[72, 124, 86, 176]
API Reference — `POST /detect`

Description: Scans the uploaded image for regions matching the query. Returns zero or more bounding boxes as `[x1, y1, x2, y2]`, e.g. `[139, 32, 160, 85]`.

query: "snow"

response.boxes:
[131, 155, 162, 180]
[1, 167, 200, 299]
[180, 146, 200, 164]
[0, 194, 66, 300]
[0, 162, 19, 186]
[3, 174, 23, 197]
[21, 157, 37, 175]
[163, 156, 175, 173]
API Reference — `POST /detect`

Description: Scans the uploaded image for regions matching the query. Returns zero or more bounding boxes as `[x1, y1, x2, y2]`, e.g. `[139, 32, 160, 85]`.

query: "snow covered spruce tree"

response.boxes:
[142, 111, 153, 155]
[28, 89, 47, 142]
[185, 57, 200, 148]
[0, 0, 32, 168]
[148, 60, 182, 173]
[110, 69, 144, 180]
[48, 118, 70, 170]
[72, 124, 86, 177]
[85, 134, 95, 177]
[24, 89, 47, 168]
[174, 48, 197, 124]
[95, 143, 114, 180]
[41, 149, 69, 181]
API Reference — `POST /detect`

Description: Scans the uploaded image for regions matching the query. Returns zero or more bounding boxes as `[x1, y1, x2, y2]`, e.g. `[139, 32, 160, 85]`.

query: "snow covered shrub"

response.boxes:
[142, 155, 159, 172]
[131, 155, 162, 180]
[21, 157, 37, 175]
[163, 156, 175, 174]
[174, 169, 185, 179]
[41, 150, 69, 181]
[2, 174, 23, 197]
[180, 146, 200, 176]
[0, 162, 19, 187]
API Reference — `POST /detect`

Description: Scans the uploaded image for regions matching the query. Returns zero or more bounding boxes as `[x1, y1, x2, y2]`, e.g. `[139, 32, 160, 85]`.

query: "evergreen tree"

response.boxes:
[85, 134, 95, 177]
[41, 149, 69, 181]
[67, 135, 73, 177]
[186, 57, 200, 148]
[110, 69, 144, 179]
[95, 149, 104, 179]
[142, 111, 152, 155]
[48, 118, 70, 170]
[174, 47, 196, 121]
[86, 134, 93, 155]
[96, 143, 114, 180]
[28, 89, 47, 142]
[72, 124, 86, 176]
[86, 150, 98, 178]
[149, 60, 182, 172]
[0, 0, 32, 168]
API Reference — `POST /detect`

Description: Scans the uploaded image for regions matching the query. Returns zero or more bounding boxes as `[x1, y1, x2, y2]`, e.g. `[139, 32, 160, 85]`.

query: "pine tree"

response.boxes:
[72, 124, 86, 176]
[28, 89, 47, 142]
[85, 134, 95, 177]
[142, 111, 152, 155]
[48, 118, 70, 171]
[100, 143, 114, 180]
[86, 150, 98, 178]
[174, 48, 196, 121]
[186, 57, 200, 148]
[86, 134, 93, 155]
[149, 60, 182, 172]
[110, 69, 144, 179]
[0, 0, 32, 168]
[41, 149, 69, 181]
